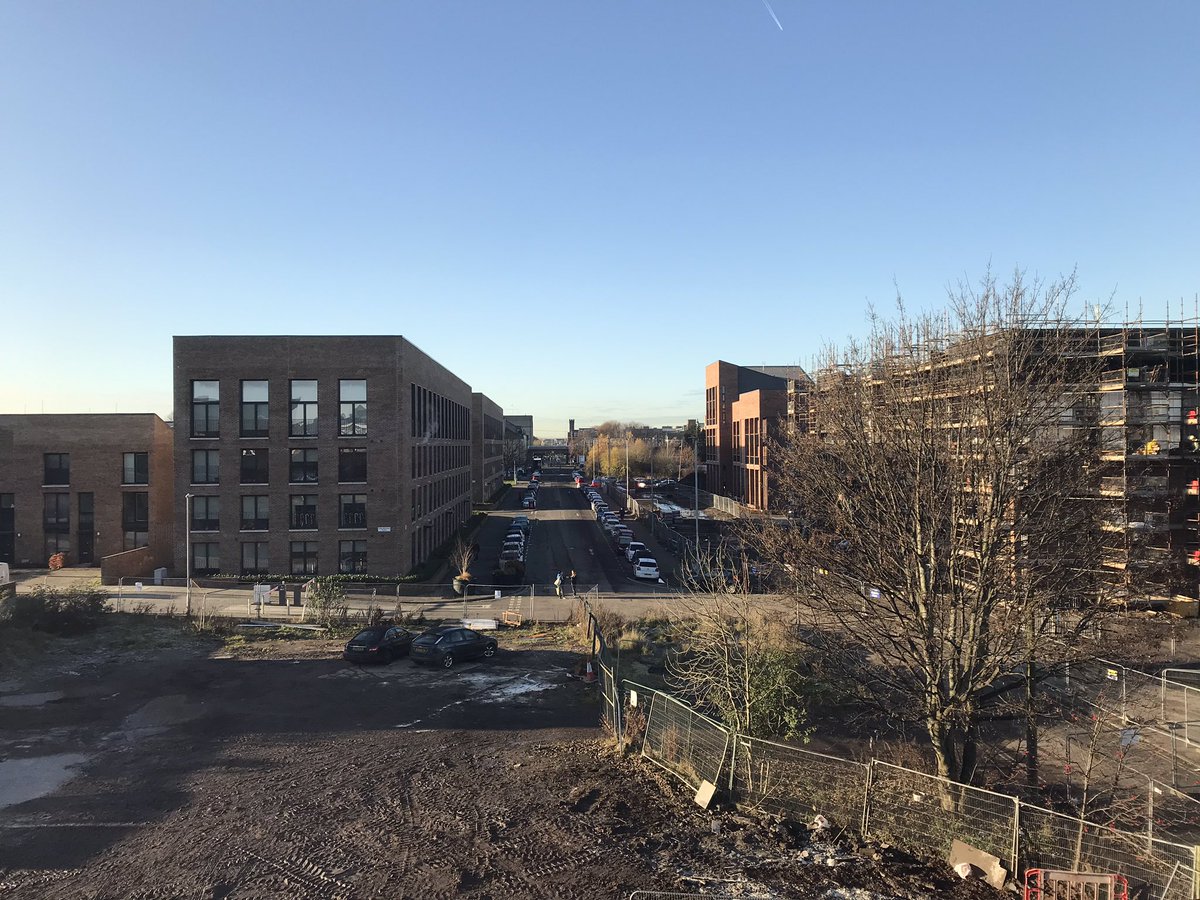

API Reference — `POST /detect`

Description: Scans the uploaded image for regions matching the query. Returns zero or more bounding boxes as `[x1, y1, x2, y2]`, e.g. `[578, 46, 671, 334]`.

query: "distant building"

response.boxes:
[704, 361, 808, 510]
[0, 414, 174, 572]
[505, 415, 534, 443]
[173, 336, 475, 577]
[471, 393, 505, 503]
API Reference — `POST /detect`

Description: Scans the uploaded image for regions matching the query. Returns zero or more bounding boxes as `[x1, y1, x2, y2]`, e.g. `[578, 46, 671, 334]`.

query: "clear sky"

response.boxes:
[1, 2, 1196, 438]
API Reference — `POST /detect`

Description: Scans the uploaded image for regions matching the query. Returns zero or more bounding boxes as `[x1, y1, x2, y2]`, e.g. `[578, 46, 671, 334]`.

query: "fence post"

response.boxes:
[861, 758, 875, 836]
[1011, 796, 1021, 881]
[1147, 779, 1153, 852]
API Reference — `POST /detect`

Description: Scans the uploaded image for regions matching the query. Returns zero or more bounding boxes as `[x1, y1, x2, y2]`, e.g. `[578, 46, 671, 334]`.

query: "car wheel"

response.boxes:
[442, 653, 455, 669]
[483, 643, 496, 658]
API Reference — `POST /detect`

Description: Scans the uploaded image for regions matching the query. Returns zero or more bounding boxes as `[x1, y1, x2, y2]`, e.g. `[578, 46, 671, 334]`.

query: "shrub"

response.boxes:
[48, 552, 66, 570]
[2, 583, 109, 634]
[304, 576, 348, 626]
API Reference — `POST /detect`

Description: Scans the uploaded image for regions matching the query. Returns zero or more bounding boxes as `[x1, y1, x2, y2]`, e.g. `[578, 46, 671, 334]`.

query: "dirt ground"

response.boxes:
[0, 617, 997, 900]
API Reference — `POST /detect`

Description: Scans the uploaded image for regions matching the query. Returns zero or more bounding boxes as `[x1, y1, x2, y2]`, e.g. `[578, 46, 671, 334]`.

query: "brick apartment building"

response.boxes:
[0, 414, 174, 570]
[471, 393, 505, 503]
[173, 336, 476, 578]
[703, 361, 808, 510]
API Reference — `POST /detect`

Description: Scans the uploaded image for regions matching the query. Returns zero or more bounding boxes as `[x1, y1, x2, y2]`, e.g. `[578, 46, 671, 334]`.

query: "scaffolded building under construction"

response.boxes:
[1092, 320, 1200, 605]
[799, 315, 1200, 606]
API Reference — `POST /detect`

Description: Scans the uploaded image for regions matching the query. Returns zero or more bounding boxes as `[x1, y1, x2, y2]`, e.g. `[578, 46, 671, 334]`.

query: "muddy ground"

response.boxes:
[0, 617, 996, 899]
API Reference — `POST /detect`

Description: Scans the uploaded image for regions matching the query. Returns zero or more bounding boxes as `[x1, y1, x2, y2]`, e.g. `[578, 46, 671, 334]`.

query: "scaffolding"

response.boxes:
[1091, 310, 1200, 604]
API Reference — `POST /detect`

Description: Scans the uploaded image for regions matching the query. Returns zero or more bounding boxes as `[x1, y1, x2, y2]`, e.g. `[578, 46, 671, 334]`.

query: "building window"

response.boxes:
[192, 449, 220, 484]
[240, 448, 269, 484]
[289, 448, 319, 483]
[43, 453, 70, 486]
[290, 380, 318, 437]
[44, 493, 70, 536]
[338, 447, 367, 482]
[122, 452, 149, 485]
[339, 494, 366, 529]
[241, 380, 269, 437]
[192, 542, 219, 576]
[290, 541, 318, 575]
[242, 541, 269, 575]
[189, 494, 218, 532]
[122, 491, 150, 543]
[241, 495, 269, 531]
[290, 495, 317, 530]
[192, 381, 220, 437]
[339, 379, 367, 436]
[339, 540, 367, 574]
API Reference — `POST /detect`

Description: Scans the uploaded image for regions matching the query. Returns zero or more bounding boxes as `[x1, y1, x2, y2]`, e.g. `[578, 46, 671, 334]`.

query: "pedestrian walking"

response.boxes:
[554, 571, 564, 598]
[569, 569, 578, 596]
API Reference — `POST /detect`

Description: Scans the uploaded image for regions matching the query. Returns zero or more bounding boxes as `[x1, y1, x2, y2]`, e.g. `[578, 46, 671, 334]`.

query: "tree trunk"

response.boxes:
[960, 720, 979, 785]
[1025, 667, 1040, 788]
[1025, 609, 1040, 788]
[929, 719, 958, 781]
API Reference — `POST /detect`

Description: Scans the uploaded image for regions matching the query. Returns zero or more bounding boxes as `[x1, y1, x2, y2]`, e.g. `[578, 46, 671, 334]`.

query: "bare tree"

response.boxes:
[750, 270, 1109, 783]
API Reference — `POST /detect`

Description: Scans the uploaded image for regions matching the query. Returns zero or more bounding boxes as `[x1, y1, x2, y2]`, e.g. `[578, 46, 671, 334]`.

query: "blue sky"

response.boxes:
[1, 1, 1196, 438]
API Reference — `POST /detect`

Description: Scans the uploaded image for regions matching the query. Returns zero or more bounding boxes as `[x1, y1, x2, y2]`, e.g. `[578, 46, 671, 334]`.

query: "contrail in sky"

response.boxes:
[760, 0, 783, 30]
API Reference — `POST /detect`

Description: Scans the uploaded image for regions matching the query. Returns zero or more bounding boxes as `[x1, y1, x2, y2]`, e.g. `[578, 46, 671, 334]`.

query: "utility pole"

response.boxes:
[693, 434, 701, 559]
[625, 433, 630, 512]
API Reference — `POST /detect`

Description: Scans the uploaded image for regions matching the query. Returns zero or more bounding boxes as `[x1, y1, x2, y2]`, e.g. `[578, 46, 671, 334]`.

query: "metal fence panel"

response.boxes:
[731, 736, 868, 835]
[640, 689, 729, 790]
[865, 761, 1019, 873]
[1018, 804, 1196, 900]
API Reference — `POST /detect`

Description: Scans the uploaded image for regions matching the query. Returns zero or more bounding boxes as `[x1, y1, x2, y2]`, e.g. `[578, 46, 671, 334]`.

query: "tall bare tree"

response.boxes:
[751, 270, 1109, 783]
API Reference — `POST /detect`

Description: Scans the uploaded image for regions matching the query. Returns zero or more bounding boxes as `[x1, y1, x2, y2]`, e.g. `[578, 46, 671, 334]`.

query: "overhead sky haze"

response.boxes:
[1, 2, 1197, 438]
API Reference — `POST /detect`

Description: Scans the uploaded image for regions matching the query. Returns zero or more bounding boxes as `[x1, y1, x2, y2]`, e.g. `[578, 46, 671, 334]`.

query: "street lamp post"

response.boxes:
[184, 492, 194, 617]
[693, 435, 701, 556]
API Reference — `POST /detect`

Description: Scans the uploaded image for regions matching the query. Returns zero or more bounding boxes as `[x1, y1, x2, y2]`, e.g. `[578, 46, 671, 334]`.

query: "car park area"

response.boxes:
[0, 621, 632, 897]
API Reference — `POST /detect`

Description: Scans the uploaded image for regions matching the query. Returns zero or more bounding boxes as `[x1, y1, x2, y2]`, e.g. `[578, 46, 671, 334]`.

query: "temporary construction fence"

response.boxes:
[580, 600, 1200, 899]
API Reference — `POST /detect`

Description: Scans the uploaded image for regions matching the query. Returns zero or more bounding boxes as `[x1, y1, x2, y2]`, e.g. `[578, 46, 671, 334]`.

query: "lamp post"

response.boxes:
[625, 433, 630, 510]
[693, 435, 701, 556]
[184, 492, 194, 617]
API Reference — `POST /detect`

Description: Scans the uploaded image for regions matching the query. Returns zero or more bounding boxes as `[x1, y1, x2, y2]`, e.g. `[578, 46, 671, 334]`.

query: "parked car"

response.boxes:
[501, 540, 525, 557]
[633, 558, 660, 580]
[613, 530, 633, 549]
[625, 541, 648, 562]
[343, 626, 414, 663]
[522, 496, 537, 509]
[410, 626, 498, 669]
[511, 516, 530, 533]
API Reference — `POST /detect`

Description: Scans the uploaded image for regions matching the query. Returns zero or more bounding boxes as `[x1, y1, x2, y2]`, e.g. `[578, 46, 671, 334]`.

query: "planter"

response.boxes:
[453, 577, 470, 596]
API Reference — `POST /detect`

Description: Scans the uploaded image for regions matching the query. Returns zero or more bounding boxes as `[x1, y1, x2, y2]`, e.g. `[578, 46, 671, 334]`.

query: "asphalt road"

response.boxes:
[476, 467, 669, 594]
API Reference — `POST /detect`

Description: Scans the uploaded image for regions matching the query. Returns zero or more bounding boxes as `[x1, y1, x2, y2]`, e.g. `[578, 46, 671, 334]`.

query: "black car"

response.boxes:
[410, 626, 498, 669]
[343, 626, 414, 663]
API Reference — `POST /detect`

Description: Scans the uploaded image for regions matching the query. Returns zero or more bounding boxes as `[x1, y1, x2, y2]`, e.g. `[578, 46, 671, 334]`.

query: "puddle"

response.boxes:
[0, 753, 91, 810]
[0, 691, 66, 708]
[123, 695, 204, 730]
